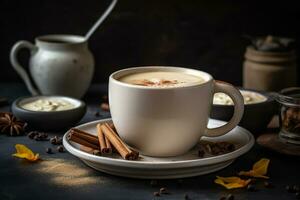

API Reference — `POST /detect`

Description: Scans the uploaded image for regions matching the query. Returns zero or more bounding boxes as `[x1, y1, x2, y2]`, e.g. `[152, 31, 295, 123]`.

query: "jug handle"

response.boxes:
[10, 41, 39, 95]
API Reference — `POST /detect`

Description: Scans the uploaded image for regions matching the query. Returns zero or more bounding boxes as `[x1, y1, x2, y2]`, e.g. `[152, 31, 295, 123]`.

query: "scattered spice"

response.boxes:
[50, 137, 57, 144]
[56, 137, 62, 145]
[94, 111, 100, 117]
[27, 131, 38, 139]
[159, 187, 170, 194]
[27, 131, 49, 141]
[100, 103, 110, 112]
[50, 136, 62, 145]
[214, 176, 251, 189]
[281, 107, 300, 134]
[57, 146, 64, 153]
[153, 192, 160, 197]
[12, 144, 39, 162]
[131, 79, 180, 87]
[199, 141, 235, 156]
[238, 158, 270, 179]
[0, 112, 26, 136]
[35, 158, 106, 187]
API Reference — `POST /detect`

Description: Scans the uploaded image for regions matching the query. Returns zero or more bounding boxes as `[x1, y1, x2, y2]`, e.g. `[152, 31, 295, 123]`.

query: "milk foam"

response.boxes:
[119, 71, 205, 88]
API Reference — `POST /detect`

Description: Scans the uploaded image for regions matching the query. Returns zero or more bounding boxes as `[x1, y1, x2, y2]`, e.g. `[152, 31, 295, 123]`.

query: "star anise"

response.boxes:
[0, 112, 26, 136]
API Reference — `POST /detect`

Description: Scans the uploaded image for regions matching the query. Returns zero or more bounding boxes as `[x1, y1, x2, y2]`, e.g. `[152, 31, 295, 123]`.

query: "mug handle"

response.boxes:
[204, 80, 244, 137]
[10, 40, 39, 95]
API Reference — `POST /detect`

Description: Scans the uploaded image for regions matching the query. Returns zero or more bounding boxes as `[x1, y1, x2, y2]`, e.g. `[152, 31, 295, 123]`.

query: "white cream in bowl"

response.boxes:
[20, 97, 80, 112]
[213, 90, 267, 105]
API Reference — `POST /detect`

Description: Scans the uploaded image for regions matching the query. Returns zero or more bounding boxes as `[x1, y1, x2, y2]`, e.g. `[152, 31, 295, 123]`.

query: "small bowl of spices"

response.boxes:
[276, 87, 300, 144]
[12, 96, 86, 131]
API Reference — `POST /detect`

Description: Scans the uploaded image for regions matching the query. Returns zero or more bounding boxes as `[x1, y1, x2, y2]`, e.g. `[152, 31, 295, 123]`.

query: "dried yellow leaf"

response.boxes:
[238, 158, 270, 179]
[214, 176, 251, 189]
[12, 144, 39, 162]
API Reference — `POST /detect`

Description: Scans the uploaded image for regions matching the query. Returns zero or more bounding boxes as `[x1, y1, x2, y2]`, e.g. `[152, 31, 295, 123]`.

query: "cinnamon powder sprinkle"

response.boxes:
[131, 79, 180, 86]
[35, 159, 108, 187]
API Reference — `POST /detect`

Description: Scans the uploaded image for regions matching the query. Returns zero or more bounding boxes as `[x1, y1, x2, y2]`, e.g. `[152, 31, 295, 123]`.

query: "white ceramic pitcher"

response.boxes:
[10, 35, 94, 98]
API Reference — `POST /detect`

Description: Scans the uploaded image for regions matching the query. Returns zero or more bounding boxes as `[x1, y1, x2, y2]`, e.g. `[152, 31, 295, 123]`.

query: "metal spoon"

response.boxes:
[85, 0, 118, 40]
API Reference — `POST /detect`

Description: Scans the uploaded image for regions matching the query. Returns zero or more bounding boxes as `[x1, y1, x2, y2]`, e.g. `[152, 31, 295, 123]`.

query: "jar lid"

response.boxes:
[276, 87, 300, 106]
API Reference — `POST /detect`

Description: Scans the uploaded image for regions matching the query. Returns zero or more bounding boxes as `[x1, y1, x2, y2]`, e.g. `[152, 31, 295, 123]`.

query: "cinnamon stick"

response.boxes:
[70, 128, 99, 145]
[100, 123, 138, 160]
[105, 136, 112, 153]
[80, 145, 94, 153]
[80, 145, 101, 155]
[96, 124, 112, 154]
[68, 133, 99, 150]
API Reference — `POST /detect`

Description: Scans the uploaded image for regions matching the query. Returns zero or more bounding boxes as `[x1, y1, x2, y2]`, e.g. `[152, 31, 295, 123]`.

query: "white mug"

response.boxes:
[109, 66, 244, 157]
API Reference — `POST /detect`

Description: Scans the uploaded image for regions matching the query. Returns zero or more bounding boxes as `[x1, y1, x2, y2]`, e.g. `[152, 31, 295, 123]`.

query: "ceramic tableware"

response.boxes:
[10, 35, 94, 98]
[63, 118, 254, 179]
[211, 89, 277, 134]
[12, 96, 86, 131]
[109, 66, 244, 157]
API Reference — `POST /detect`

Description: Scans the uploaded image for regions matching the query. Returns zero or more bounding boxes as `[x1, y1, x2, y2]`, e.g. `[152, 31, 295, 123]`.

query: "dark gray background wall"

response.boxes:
[0, 0, 299, 85]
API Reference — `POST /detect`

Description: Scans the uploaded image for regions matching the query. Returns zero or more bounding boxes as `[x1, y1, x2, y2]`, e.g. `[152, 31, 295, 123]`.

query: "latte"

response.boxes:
[118, 71, 205, 88]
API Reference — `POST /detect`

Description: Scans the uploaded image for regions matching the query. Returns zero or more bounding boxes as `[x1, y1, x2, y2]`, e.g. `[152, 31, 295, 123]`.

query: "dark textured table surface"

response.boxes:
[1, 84, 300, 200]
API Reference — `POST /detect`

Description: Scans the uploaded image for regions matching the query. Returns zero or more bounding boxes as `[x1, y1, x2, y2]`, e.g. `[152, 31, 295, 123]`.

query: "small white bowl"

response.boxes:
[12, 96, 86, 131]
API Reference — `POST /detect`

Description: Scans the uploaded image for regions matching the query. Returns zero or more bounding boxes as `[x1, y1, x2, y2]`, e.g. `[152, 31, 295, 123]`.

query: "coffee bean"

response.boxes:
[94, 111, 100, 117]
[159, 187, 170, 194]
[34, 135, 41, 141]
[50, 137, 57, 145]
[153, 192, 160, 197]
[264, 181, 273, 188]
[100, 103, 110, 112]
[219, 196, 226, 200]
[150, 180, 158, 187]
[247, 184, 256, 192]
[286, 185, 295, 193]
[184, 194, 190, 200]
[46, 148, 52, 154]
[226, 194, 234, 200]
[27, 131, 37, 139]
[39, 132, 48, 139]
[57, 146, 64, 153]
[56, 138, 62, 145]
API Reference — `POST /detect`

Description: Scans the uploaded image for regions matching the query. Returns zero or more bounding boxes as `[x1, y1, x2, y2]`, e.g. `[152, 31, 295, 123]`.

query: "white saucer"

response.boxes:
[63, 118, 254, 179]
